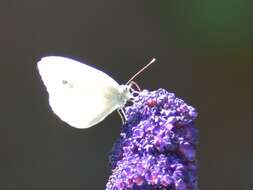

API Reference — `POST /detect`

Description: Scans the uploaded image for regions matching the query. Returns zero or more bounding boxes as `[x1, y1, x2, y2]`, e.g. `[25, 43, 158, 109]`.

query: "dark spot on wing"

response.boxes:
[62, 79, 74, 88]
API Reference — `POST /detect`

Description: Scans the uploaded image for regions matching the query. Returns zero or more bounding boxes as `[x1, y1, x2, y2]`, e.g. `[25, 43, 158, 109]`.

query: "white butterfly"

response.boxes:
[37, 56, 155, 129]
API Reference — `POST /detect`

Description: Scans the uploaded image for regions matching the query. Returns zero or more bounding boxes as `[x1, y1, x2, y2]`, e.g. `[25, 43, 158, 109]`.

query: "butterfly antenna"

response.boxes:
[126, 58, 156, 85]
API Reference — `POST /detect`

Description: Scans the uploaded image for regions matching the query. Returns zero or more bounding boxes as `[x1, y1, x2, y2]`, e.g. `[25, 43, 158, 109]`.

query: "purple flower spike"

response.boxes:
[106, 89, 198, 190]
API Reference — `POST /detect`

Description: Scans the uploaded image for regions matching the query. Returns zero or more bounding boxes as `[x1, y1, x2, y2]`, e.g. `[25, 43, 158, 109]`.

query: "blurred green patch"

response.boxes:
[159, 0, 253, 60]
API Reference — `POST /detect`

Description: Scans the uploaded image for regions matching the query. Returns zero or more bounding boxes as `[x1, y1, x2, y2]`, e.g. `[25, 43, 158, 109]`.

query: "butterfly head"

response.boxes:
[117, 85, 133, 107]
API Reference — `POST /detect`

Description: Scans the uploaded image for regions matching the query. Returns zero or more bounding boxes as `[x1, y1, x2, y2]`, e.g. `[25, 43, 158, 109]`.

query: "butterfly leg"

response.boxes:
[118, 81, 140, 124]
[117, 108, 127, 124]
[128, 81, 142, 99]
[129, 81, 141, 92]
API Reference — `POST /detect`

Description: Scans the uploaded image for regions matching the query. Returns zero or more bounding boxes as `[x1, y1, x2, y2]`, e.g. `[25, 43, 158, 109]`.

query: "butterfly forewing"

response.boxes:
[37, 56, 122, 128]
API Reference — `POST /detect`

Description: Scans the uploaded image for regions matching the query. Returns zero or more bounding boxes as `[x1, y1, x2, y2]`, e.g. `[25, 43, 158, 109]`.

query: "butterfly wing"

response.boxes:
[37, 56, 122, 128]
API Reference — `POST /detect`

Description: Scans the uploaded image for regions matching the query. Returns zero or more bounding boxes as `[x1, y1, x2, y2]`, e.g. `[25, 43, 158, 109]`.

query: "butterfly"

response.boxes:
[37, 56, 155, 129]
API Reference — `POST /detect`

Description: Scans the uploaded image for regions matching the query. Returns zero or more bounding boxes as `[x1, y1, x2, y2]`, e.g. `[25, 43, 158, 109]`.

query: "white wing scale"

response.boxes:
[37, 56, 124, 129]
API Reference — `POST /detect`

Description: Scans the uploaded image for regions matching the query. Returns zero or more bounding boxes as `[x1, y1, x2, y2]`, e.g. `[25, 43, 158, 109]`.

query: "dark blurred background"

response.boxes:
[0, 0, 252, 189]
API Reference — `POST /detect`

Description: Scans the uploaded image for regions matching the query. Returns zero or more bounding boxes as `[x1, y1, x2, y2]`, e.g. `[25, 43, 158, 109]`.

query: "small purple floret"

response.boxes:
[106, 89, 198, 190]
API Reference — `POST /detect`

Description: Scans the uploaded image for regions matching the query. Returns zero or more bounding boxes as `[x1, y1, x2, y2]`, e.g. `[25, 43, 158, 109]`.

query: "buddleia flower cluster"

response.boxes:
[106, 89, 198, 190]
